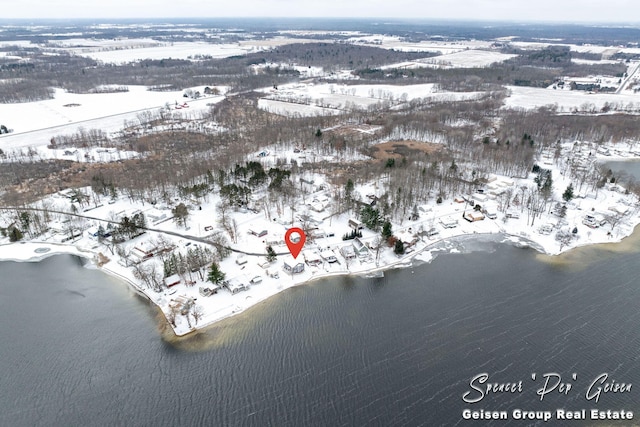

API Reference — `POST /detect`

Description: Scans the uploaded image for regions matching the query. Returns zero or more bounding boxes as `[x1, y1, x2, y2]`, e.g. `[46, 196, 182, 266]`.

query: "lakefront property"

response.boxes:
[2, 20, 640, 336]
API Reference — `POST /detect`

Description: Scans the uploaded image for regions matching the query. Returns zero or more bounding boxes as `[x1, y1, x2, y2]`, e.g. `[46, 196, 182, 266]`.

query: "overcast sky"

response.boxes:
[5, 0, 640, 23]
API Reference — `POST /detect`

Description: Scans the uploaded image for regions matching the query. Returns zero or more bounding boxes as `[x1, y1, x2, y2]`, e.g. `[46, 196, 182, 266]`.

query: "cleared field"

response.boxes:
[382, 49, 517, 70]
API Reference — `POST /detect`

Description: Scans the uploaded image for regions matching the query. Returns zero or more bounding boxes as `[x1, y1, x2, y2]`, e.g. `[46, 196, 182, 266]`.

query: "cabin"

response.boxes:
[339, 245, 357, 260]
[164, 274, 181, 288]
[283, 259, 305, 274]
[506, 210, 520, 219]
[348, 218, 363, 230]
[320, 249, 338, 263]
[131, 241, 159, 263]
[199, 285, 220, 297]
[464, 212, 485, 222]
[440, 217, 458, 229]
[303, 251, 322, 266]
[225, 278, 248, 294]
[352, 237, 370, 258]
[483, 205, 498, 219]
[145, 209, 168, 225]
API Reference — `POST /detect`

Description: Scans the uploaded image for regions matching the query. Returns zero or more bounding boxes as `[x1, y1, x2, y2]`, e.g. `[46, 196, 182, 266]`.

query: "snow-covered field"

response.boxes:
[382, 49, 517, 70]
[0, 86, 219, 135]
[349, 36, 494, 55]
[85, 42, 257, 64]
[510, 41, 640, 59]
[257, 82, 484, 116]
[0, 86, 226, 156]
[504, 85, 640, 111]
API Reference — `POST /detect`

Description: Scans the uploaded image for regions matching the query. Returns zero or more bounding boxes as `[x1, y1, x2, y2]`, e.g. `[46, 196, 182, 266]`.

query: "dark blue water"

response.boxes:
[1, 236, 639, 426]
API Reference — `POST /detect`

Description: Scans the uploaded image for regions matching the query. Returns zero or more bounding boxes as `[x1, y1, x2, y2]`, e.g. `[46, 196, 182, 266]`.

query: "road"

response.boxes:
[616, 60, 640, 94]
[0, 206, 289, 258]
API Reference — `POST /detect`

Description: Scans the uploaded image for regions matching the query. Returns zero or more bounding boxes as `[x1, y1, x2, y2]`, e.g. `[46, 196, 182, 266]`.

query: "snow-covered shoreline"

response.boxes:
[2, 219, 639, 337]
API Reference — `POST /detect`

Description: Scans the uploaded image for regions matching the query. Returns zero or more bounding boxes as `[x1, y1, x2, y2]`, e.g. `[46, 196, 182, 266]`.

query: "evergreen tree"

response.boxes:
[394, 239, 405, 255]
[360, 205, 381, 231]
[562, 183, 574, 202]
[207, 262, 225, 286]
[266, 245, 277, 262]
[9, 227, 23, 242]
[382, 220, 393, 240]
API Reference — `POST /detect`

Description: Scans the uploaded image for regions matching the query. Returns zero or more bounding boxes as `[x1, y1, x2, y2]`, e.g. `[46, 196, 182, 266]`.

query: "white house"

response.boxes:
[440, 217, 458, 229]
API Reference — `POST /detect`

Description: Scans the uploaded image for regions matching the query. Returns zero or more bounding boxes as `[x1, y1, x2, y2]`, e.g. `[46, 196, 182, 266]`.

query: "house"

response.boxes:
[165, 274, 181, 288]
[131, 241, 159, 263]
[248, 228, 268, 237]
[348, 218, 363, 230]
[308, 200, 325, 213]
[145, 209, 168, 224]
[506, 209, 520, 219]
[464, 211, 485, 222]
[469, 193, 489, 206]
[339, 245, 357, 260]
[483, 205, 498, 219]
[199, 285, 220, 296]
[283, 257, 305, 274]
[320, 249, 338, 263]
[352, 237, 370, 258]
[440, 217, 458, 229]
[235, 255, 248, 265]
[225, 278, 248, 294]
[303, 250, 322, 266]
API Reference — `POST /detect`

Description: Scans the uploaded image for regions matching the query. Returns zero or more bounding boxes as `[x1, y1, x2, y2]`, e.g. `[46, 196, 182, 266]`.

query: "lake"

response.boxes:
[1, 234, 639, 426]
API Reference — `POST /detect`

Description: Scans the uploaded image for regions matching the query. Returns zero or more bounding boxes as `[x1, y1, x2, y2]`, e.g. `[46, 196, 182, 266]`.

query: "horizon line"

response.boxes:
[0, 17, 639, 26]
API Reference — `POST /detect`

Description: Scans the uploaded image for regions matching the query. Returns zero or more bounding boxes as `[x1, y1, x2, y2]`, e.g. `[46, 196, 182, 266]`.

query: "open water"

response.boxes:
[1, 235, 639, 426]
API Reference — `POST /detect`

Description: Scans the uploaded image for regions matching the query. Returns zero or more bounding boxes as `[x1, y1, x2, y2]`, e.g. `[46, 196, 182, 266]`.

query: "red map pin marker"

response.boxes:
[285, 227, 306, 259]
